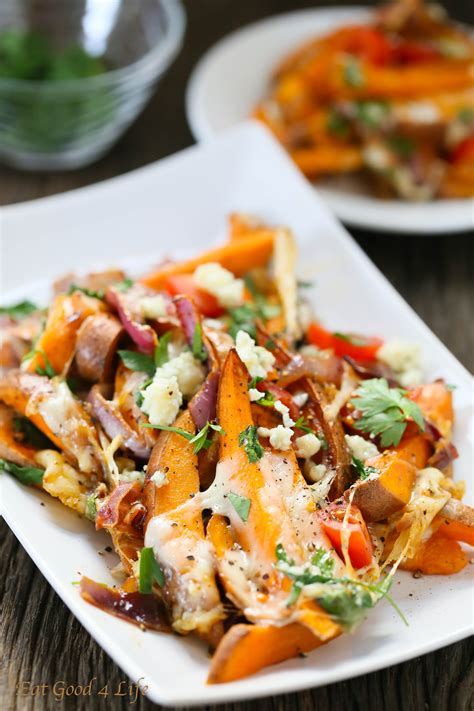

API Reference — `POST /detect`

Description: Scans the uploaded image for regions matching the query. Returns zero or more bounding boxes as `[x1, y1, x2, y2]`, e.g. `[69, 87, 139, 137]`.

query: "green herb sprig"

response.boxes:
[0, 300, 38, 320]
[143, 420, 225, 455]
[0, 458, 44, 486]
[227, 491, 251, 522]
[238, 425, 264, 463]
[139, 547, 165, 594]
[350, 378, 424, 447]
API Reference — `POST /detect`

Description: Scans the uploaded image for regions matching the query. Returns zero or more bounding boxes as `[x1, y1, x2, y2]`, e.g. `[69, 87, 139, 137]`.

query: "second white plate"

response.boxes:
[186, 6, 474, 234]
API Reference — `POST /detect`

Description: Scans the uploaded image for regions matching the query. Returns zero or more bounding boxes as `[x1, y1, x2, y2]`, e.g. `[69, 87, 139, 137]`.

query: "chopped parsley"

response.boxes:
[118, 350, 156, 377]
[0, 458, 44, 486]
[114, 278, 134, 293]
[355, 100, 390, 129]
[85, 493, 97, 522]
[139, 547, 165, 594]
[13, 416, 52, 449]
[154, 332, 172, 368]
[388, 135, 415, 159]
[0, 300, 38, 320]
[344, 58, 364, 88]
[143, 420, 225, 455]
[228, 278, 281, 340]
[21, 348, 56, 378]
[293, 416, 328, 449]
[333, 332, 369, 347]
[351, 456, 379, 481]
[238, 425, 264, 463]
[227, 491, 251, 522]
[350, 378, 424, 447]
[327, 110, 350, 137]
[67, 284, 104, 300]
[192, 322, 207, 362]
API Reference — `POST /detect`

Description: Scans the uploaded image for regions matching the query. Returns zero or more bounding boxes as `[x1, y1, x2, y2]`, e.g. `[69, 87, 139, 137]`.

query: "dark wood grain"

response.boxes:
[1, 1, 473, 709]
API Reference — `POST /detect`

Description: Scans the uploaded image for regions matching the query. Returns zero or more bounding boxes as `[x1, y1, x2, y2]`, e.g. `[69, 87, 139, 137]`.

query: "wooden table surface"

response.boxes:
[1, 1, 473, 709]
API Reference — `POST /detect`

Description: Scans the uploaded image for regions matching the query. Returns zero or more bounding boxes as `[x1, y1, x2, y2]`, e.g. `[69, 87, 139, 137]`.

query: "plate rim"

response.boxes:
[185, 5, 474, 235]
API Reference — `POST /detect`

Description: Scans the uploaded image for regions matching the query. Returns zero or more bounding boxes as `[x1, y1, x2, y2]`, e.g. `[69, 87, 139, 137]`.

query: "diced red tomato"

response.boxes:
[391, 40, 441, 64]
[307, 322, 383, 361]
[319, 503, 374, 569]
[164, 275, 225, 318]
[451, 135, 474, 165]
[343, 27, 393, 65]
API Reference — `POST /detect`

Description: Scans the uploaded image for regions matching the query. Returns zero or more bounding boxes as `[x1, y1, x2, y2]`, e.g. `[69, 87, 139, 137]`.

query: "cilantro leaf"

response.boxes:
[67, 284, 104, 299]
[154, 331, 172, 367]
[13, 416, 52, 449]
[227, 491, 251, 522]
[350, 378, 424, 447]
[327, 110, 350, 137]
[143, 420, 225, 455]
[388, 135, 415, 159]
[238, 425, 264, 463]
[192, 322, 207, 362]
[85, 493, 97, 522]
[23, 349, 56, 378]
[114, 278, 134, 293]
[351, 456, 379, 481]
[0, 458, 44, 486]
[0, 300, 38, 320]
[344, 58, 364, 87]
[274, 544, 407, 629]
[139, 547, 165, 594]
[248, 376, 264, 389]
[118, 350, 156, 377]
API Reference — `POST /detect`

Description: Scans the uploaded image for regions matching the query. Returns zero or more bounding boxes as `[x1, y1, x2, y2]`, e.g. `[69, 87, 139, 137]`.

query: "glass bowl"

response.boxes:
[0, 0, 185, 170]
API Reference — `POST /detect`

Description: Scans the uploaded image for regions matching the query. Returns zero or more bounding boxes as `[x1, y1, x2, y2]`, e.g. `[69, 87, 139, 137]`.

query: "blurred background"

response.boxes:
[0, 0, 471, 203]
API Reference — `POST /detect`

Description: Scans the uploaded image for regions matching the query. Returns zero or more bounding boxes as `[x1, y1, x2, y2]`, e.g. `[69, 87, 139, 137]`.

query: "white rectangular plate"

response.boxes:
[1, 122, 473, 707]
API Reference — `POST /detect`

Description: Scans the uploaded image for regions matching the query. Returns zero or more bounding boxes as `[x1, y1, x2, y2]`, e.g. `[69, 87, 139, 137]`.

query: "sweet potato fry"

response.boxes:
[141, 234, 275, 290]
[26, 292, 104, 376]
[208, 622, 328, 684]
[144, 410, 224, 638]
[400, 530, 467, 575]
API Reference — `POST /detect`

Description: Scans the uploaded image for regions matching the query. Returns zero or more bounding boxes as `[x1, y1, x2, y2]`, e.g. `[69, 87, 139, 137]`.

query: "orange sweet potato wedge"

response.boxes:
[0, 370, 103, 475]
[144, 410, 224, 638]
[435, 499, 474, 546]
[400, 531, 468, 575]
[141, 234, 275, 290]
[350, 450, 417, 522]
[26, 291, 105, 376]
[208, 622, 328, 684]
[213, 349, 341, 641]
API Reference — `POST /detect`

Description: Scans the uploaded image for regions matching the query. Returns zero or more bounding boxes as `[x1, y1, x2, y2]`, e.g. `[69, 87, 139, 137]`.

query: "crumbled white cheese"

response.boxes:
[159, 351, 205, 399]
[305, 462, 328, 483]
[203, 318, 225, 331]
[305, 461, 328, 483]
[274, 400, 295, 428]
[119, 469, 146, 485]
[295, 433, 321, 459]
[398, 101, 440, 124]
[193, 262, 244, 308]
[258, 425, 293, 451]
[377, 339, 423, 387]
[150, 469, 169, 487]
[140, 294, 167, 319]
[345, 434, 379, 462]
[249, 388, 265, 402]
[235, 330, 275, 379]
[292, 391, 308, 408]
[141, 374, 182, 427]
[364, 143, 393, 171]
